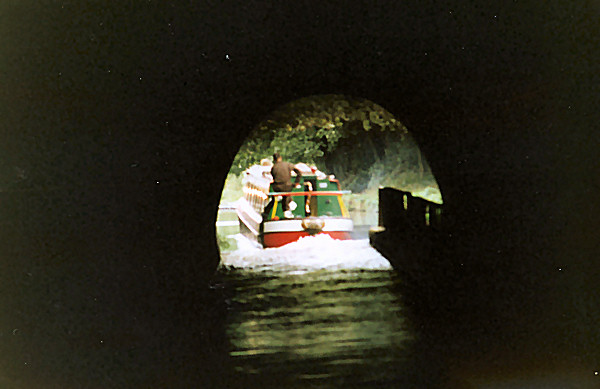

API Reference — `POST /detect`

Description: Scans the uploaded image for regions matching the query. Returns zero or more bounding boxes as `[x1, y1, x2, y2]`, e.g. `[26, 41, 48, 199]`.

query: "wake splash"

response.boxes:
[218, 234, 392, 273]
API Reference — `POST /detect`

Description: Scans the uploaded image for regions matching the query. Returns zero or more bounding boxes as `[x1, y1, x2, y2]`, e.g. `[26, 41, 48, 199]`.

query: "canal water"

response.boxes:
[214, 209, 419, 387]
[214, 210, 600, 388]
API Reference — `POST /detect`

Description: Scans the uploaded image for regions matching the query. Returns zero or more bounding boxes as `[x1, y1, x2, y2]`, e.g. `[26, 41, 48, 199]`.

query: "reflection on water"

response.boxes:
[214, 212, 600, 387]
[216, 235, 411, 387]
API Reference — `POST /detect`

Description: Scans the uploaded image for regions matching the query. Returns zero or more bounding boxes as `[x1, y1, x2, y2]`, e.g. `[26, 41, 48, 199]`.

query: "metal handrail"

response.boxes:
[267, 190, 351, 196]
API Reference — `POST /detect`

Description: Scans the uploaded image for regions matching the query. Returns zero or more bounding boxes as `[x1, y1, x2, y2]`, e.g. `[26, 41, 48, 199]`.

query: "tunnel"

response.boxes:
[1, 2, 599, 387]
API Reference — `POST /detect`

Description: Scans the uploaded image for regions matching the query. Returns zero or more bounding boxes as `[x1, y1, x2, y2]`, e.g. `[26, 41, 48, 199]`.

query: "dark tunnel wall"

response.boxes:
[1, 1, 599, 386]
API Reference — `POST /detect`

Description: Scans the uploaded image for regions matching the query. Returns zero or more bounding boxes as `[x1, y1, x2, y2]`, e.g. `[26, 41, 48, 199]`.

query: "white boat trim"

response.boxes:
[238, 213, 259, 235]
[236, 198, 262, 224]
[236, 197, 263, 236]
[215, 220, 239, 227]
[263, 218, 353, 233]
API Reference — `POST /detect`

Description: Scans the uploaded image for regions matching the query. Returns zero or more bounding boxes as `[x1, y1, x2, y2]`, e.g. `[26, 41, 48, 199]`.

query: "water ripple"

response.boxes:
[217, 244, 410, 386]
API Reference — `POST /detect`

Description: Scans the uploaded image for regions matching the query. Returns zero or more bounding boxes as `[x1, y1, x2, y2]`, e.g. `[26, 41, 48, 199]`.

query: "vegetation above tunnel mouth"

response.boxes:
[224, 94, 441, 205]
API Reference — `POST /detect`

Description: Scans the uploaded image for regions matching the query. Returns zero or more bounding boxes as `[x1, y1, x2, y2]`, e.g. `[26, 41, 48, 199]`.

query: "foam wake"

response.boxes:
[218, 234, 392, 273]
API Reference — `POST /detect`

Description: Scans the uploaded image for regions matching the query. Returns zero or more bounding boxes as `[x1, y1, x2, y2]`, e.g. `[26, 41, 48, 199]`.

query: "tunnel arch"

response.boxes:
[216, 93, 443, 255]
[4, 3, 599, 386]
[211, 64, 554, 270]
[208, 64, 563, 340]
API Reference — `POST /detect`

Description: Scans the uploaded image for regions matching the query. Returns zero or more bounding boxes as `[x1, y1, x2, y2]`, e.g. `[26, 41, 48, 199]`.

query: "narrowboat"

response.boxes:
[236, 163, 354, 248]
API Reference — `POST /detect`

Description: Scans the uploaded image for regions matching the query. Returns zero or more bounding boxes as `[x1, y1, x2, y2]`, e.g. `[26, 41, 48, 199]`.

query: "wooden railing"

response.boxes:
[377, 187, 443, 231]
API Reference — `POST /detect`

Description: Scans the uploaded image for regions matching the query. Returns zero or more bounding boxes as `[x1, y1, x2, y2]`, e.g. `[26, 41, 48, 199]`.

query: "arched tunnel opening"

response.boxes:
[213, 96, 447, 386]
[2, 2, 600, 388]
[216, 94, 442, 256]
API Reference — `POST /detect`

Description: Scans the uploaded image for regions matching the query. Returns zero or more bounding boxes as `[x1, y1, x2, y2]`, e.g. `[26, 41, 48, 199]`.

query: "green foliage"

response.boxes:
[217, 233, 231, 251]
[227, 94, 442, 203]
[219, 173, 244, 204]
[230, 94, 406, 174]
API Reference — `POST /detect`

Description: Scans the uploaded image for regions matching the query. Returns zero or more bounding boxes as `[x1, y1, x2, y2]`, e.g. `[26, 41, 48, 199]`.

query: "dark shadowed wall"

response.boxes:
[1, 1, 598, 387]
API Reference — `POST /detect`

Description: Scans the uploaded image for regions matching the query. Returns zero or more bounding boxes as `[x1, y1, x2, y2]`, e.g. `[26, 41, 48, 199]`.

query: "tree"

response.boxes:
[227, 94, 441, 202]
[230, 94, 406, 172]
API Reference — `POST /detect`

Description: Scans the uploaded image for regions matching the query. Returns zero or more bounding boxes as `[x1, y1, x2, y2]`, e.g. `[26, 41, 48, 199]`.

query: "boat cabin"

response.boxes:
[237, 162, 353, 247]
[264, 175, 349, 220]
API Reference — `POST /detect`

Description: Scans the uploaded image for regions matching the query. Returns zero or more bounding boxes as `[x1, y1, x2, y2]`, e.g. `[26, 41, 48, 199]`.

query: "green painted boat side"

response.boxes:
[264, 175, 349, 220]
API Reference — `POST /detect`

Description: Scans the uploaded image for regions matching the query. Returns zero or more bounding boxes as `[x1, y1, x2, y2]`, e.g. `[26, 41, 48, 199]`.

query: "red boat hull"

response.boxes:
[262, 230, 351, 248]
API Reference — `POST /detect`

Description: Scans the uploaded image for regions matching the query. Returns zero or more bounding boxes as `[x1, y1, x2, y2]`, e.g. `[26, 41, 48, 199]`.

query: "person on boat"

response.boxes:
[271, 152, 302, 218]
